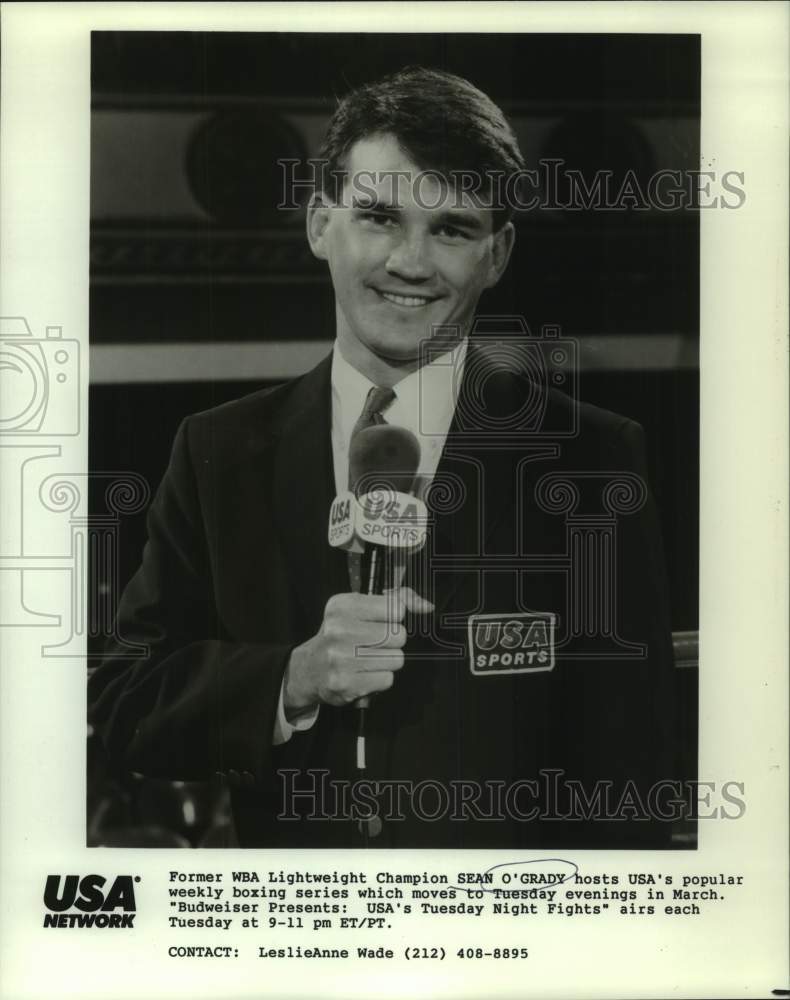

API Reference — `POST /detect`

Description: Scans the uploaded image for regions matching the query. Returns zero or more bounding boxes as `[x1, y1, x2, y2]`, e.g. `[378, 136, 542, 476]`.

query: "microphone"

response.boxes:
[349, 423, 421, 501]
[328, 424, 426, 592]
[353, 424, 423, 599]
[326, 425, 427, 778]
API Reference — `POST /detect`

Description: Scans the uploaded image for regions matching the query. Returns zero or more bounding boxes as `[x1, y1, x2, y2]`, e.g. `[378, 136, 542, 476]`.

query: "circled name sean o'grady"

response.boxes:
[90, 67, 676, 849]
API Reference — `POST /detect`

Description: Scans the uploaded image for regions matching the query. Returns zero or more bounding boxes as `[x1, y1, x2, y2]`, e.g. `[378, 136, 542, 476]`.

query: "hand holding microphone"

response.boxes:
[282, 424, 433, 721]
[282, 587, 433, 715]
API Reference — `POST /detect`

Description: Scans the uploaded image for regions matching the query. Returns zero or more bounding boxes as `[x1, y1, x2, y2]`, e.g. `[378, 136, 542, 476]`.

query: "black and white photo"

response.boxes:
[86, 32, 700, 850]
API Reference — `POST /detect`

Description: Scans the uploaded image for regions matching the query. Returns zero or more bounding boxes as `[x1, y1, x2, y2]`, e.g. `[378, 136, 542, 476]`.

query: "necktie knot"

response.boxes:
[347, 386, 398, 596]
[356, 386, 395, 432]
[358, 385, 395, 430]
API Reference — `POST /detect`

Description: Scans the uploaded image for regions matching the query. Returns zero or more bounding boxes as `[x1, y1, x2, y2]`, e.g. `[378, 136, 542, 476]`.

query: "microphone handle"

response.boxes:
[356, 544, 406, 710]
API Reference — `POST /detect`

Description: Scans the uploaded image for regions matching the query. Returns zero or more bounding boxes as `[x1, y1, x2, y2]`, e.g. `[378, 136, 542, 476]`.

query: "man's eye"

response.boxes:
[360, 211, 396, 226]
[437, 224, 470, 240]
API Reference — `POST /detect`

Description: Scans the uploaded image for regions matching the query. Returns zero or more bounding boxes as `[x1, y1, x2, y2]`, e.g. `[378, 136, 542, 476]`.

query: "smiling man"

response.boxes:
[307, 131, 515, 383]
[89, 67, 675, 849]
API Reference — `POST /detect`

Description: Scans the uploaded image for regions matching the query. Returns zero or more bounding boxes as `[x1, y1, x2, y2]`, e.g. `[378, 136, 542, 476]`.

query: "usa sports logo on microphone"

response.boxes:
[328, 489, 428, 552]
[468, 612, 556, 675]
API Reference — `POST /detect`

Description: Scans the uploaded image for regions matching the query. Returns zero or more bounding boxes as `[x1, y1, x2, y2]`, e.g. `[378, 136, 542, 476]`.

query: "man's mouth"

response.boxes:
[377, 290, 439, 308]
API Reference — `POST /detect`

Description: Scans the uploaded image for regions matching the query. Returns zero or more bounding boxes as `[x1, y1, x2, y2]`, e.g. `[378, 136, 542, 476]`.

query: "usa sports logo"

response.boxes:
[467, 612, 556, 676]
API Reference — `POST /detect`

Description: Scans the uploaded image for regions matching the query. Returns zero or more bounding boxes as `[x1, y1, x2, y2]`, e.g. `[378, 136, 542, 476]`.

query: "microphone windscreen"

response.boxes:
[348, 424, 421, 497]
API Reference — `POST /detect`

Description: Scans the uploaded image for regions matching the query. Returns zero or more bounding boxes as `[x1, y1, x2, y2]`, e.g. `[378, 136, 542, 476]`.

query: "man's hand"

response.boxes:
[282, 587, 433, 719]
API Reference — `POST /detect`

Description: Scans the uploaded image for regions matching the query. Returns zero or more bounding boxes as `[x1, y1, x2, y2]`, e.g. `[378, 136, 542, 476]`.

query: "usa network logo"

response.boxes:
[43, 875, 139, 928]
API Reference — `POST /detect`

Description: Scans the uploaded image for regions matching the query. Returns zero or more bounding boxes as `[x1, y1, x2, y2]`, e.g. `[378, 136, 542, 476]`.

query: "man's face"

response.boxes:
[307, 133, 515, 383]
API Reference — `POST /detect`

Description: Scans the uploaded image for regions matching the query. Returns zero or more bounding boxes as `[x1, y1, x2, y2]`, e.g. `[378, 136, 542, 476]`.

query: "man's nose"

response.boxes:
[385, 232, 434, 281]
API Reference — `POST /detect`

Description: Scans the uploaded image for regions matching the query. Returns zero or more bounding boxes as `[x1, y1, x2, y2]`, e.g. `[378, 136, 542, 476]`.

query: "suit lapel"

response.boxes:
[271, 351, 348, 633]
[423, 339, 560, 616]
[424, 340, 520, 615]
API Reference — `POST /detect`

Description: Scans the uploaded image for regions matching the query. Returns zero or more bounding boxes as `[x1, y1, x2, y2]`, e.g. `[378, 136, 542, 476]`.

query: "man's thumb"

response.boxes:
[398, 586, 434, 615]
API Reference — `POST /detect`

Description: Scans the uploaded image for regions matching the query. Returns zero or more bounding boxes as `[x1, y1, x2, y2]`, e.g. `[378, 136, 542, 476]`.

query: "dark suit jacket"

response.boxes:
[89, 340, 675, 849]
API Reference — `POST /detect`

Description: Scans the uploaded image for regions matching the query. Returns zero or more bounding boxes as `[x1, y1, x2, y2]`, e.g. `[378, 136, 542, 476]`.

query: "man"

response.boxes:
[89, 67, 675, 849]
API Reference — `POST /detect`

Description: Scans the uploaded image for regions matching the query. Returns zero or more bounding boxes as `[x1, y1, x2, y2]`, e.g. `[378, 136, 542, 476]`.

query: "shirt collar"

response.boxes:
[392, 337, 467, 444]
[330, 345, 379, 455]
[330, 337, 468, 449]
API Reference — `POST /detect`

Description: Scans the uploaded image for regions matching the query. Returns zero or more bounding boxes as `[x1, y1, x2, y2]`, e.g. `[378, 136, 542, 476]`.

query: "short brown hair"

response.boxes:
[318, 66, 524, 230]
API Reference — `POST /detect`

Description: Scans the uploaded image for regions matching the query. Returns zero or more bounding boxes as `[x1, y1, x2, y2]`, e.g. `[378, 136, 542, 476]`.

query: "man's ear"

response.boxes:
[485, 221, 516, 289]
[306, 193, 333, 260]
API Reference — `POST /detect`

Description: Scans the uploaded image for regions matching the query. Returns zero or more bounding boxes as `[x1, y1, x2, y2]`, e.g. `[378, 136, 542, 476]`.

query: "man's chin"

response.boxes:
[371, 345, 423, 368]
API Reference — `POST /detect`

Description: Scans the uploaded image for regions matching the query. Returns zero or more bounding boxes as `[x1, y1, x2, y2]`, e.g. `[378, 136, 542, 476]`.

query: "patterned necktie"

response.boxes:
[347, 386, 395, 592]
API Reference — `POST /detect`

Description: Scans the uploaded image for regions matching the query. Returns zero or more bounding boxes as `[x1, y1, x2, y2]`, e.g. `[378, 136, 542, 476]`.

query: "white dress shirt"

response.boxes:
[273, 337, 468, 744]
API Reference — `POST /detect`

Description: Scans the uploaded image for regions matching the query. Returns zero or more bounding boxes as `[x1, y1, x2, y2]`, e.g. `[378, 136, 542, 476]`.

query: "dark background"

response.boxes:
[89, 31, 700, 635]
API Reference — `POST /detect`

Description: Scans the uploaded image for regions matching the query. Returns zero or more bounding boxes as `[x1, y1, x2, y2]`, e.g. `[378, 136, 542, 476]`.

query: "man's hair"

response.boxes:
[317, 66, 525, 230]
